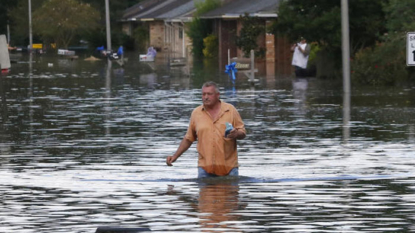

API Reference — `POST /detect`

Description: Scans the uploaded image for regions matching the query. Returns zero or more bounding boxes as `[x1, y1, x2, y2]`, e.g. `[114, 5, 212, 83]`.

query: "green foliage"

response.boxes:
[84, 29, 106, 50]
[112, 30, 135, 51]
[236, 14, 265, 58]
[194, 0, 221, 17]
[271, 0, 415, 85]
[308, 42, 320, 67]
[384, 0, 415, 34]
[33, 0, 100, 49]
[351, 0, 415, 86]
[187, 0, 220, 57]
[85, 28, 135, 51]
[8, 0, 46, 46]
[202, 34, 218, 58]
[0, 0, 18, 36]
[133, 25, 149, 53]
[187, 18, 209, 57]
[2, 0, 145, 47]
[121, 33, 135, 51]
[271, 0, 386, 54]
[81, 0, 143, 30]
[351, 42, 407, 86]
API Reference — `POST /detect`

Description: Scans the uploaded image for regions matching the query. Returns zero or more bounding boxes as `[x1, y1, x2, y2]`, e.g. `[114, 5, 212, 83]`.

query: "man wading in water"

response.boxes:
[166, 81, 246, 178]
[291, 37, 311, 77]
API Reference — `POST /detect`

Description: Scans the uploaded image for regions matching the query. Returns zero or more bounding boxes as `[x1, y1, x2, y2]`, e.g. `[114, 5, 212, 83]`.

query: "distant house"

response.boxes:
[200, 0, 292, 76]
[121, 0, 197, 59]
[121, 0, 292, 76]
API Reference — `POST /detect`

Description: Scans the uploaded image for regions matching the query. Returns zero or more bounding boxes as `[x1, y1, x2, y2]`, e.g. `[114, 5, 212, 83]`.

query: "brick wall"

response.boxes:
[149, 21, 165, 51]
[217, 19, 237, 70]
[265, 20, 275, 76]
[274, 31, 293, 76]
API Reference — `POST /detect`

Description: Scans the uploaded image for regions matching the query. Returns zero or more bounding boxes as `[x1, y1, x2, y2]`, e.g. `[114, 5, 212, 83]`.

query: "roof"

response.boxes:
[122, 0, 161, 20]
[121, 0, 202, 22]
[201, 0, 280, 19]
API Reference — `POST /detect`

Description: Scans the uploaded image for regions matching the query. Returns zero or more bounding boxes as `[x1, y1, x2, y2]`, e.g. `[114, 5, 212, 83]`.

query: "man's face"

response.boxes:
[202, 86, 220, 107]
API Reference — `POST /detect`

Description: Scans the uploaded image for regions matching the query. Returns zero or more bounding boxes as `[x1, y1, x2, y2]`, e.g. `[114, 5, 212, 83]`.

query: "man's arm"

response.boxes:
[166, 138, 193, 166]
[299, 44, 311, 56]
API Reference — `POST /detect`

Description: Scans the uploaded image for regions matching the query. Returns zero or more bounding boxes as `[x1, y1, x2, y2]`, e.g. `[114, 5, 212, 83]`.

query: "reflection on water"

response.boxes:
[0, 53, 415, 232]
[292, 77, 308, 116]
[343, 80, 351, 143]
[197, 182, 242, 231]
[166, 178, 245, 232]
[3, 177, 415, 232]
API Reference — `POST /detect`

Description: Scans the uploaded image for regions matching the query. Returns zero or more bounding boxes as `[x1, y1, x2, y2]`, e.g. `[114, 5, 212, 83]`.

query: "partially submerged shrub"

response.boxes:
[351, 42, 407, 86]
[203, 34, 218, 58]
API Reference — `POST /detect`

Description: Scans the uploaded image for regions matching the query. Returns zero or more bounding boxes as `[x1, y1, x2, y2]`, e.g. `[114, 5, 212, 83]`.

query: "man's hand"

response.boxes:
[166, 155, 178, 166]
[166, 138, 193, 166]
[291, 44, 297, 51]
[226, 129, 240, 139]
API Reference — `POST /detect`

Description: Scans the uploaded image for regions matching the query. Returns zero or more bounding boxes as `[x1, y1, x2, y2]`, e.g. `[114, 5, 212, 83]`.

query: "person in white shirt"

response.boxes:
[291, 37, 311, 77]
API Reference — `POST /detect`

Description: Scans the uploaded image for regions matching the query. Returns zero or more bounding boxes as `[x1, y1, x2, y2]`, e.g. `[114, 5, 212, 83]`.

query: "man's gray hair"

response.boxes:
[202, 81, 220, 93]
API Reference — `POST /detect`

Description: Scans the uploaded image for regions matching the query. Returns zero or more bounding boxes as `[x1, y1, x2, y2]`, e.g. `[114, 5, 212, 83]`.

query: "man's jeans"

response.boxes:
[198, 167, 239, 178]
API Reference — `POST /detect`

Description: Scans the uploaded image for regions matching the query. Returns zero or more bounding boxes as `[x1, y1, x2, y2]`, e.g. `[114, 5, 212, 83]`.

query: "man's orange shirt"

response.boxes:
[185, 101, 246, 176]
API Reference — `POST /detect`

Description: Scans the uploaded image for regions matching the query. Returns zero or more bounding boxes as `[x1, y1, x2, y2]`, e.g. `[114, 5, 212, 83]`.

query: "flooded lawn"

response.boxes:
[1, 52, 415, 232]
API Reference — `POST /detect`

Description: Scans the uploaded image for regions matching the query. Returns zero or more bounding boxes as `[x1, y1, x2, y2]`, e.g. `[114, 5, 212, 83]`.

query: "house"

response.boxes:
[121, 0, 292, 76]
[200, 0, 292, 76]
[121, 0, 198, 59]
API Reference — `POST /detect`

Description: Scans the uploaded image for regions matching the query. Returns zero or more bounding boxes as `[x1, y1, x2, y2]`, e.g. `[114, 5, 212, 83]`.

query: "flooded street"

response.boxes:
[1, 52, 415, 232]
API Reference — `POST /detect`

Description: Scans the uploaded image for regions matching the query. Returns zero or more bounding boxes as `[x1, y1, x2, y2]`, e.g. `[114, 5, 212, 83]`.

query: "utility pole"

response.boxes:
[341, 0, 351, 143]
[341, 0, 350, 94]
[28, 0, 33, 51]
[7, 21, 10, 44]
[105, 0, 112, 136]
[105, 0, 112, 52]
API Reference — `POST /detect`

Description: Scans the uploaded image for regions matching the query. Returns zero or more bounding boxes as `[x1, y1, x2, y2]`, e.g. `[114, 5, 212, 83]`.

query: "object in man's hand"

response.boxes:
[225, 122, 234, 137]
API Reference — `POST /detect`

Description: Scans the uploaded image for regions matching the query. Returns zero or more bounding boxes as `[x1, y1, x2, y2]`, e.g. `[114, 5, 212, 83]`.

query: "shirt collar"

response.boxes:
[202, 100, 230, 112]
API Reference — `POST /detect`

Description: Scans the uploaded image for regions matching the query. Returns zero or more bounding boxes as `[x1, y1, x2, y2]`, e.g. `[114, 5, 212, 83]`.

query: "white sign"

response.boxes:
[407, 32, 415, 66]
[0, 34, 11, 69]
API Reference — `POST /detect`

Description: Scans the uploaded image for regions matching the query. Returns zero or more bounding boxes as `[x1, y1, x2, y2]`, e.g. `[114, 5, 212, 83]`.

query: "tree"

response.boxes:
[351, 0, 415, 85]
[271, 0, 387, 54]
[8, 0, 46, 46]
[236, 14, 265, 58]
[81, 0, 141, 25]
[74, 0, 142, 50]
[382, 0, 415, 83]
[383, 0, 415, 42]
[0, 0, 19, 36]
[33, 0, 100, 49]
[187, 0, 221, 57]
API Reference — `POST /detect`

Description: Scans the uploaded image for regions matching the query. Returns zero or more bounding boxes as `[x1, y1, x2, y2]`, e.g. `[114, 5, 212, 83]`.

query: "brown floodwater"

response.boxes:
[0, 52, 415, 232]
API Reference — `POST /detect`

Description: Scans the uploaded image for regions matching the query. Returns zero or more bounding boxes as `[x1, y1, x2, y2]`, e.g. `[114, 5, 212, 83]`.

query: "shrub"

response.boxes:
[236, 14, 265, 58]
[202, 34, 218, 58]
[120, 33, 135, 51]
[351, 42, 407, 86]
[308, 42, 320, 68]
[187, 0, 220, 57]
[133, 25, 149, 53]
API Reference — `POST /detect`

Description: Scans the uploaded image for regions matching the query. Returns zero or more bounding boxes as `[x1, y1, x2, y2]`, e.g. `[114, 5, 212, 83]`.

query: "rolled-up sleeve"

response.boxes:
[232, 107, 246, 137]
[184, 111, 197, 142]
